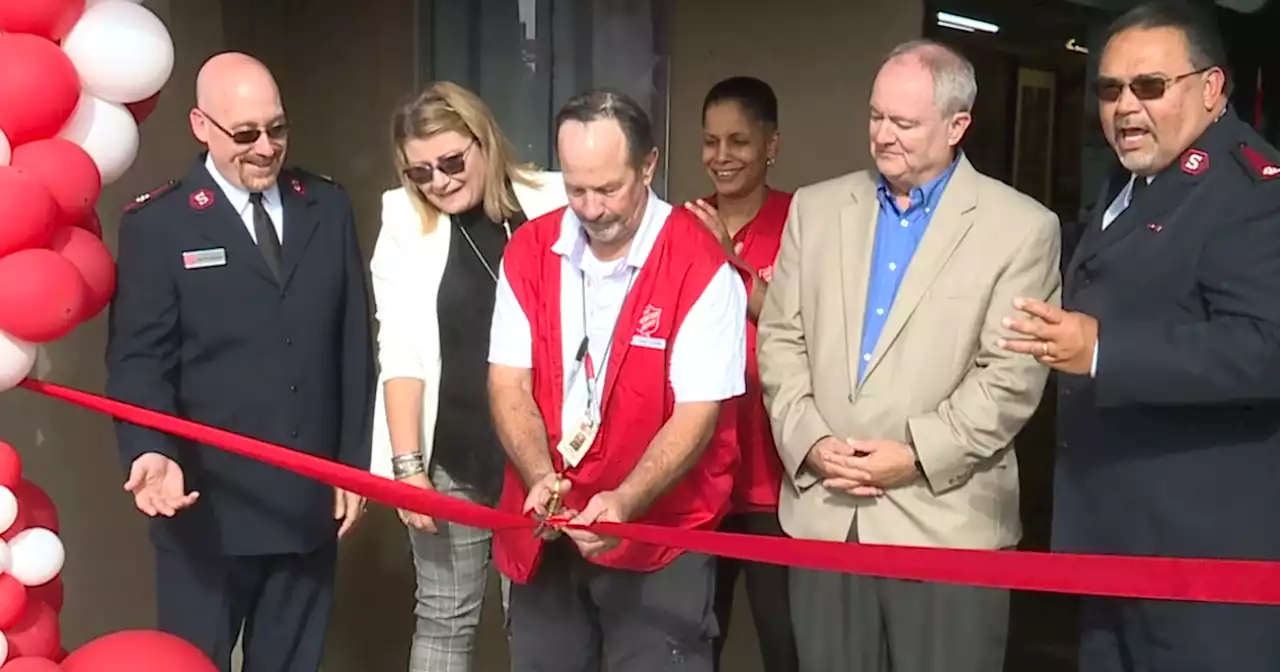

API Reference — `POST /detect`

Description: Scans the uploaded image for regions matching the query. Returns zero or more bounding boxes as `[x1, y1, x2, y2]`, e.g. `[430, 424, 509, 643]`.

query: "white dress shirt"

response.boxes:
[488, 191, 747, 445]
[204, 153, 284, 243]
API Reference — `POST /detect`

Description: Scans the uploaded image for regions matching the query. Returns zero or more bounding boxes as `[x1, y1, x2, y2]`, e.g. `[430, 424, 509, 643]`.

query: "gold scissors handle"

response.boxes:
[533, 473, 565, 537]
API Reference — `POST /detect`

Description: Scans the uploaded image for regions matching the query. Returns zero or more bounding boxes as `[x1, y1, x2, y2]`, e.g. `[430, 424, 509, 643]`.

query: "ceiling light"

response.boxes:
[938, 20, 976, 32]
[936, 11, 999, 33]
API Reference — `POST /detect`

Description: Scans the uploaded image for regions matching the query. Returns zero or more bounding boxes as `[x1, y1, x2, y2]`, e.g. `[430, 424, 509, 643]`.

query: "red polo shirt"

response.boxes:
[709, 188, 792, 512]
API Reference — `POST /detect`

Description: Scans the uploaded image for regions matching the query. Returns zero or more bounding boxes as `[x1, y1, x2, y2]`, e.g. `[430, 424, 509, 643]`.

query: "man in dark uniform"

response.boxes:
[105, 52, 374, 672]
[999, 3, 1280, 670]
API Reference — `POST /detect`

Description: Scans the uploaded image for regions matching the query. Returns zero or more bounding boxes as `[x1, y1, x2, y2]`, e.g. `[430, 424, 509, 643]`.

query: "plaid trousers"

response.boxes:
[407, 465, 508, 672]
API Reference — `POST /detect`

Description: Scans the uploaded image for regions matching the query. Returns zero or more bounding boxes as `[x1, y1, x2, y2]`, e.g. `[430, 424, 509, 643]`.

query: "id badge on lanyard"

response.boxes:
[557, 336, 601, 469]
[555, 267, 637, 469]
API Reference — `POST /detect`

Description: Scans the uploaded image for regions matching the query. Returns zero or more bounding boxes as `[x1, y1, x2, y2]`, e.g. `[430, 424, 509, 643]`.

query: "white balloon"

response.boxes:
[0, 487, 16, 536]
[8, 528, 65, 587]
[0, 632, 8, 664]
[59, 91, 140, 186]
[0, 540, 11, 574]
[62, 1, 175, 104]
[0, 128, 9, 166]
[0, 331, 37, 394]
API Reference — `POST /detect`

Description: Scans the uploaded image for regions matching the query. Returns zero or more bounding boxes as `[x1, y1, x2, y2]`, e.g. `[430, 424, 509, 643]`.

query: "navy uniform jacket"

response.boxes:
[105, 156, 375, 556]
[1055, 109, 1280, 562]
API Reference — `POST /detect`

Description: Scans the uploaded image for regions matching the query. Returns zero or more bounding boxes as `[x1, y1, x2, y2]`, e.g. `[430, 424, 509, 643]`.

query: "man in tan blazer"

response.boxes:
[757, 39, 1061, 672]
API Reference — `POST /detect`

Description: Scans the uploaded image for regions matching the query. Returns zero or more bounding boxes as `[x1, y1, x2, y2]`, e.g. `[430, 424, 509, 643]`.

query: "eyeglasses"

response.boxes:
[199, 109, 290, 145]
[1093, 67, 1212, 102]
[401, 140, 475, 185]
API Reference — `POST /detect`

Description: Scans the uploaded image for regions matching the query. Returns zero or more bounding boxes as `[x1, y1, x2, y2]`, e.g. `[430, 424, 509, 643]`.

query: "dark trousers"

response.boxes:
[507, 540, 719, 672]
[1078, 596, 1280, 672]
[712, 512, 798, 672]
[790, 526, 1007, 672]
[155, 543, 337, 672]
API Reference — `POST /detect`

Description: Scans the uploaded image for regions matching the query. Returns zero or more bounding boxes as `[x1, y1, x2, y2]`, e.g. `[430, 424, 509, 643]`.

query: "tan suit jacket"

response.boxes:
[757, 156, 1061, 550]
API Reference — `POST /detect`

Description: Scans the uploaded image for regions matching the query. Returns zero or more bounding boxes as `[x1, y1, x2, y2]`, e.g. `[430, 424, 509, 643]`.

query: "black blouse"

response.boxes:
[432, 199, 526, 502]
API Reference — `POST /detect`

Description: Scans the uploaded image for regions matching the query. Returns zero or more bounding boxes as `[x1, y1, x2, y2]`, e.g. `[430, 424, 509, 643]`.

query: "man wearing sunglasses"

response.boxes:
[1000, 2, 1280, 670]
[106, 51, 374, 672]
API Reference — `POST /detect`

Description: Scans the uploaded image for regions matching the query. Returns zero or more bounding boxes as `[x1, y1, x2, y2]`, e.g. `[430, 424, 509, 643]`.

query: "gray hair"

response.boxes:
[884, 39, 978, 117]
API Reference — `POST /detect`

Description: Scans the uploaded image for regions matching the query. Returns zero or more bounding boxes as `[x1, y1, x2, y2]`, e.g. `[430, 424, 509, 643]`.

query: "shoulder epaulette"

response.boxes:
[123, 179, 180, 213]
[1235, 142, 1280, 183]
[287, 167, 334, 184]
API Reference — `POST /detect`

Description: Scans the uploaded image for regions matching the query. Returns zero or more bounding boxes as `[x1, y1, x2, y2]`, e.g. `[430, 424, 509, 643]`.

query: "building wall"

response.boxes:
[8, 0, 920, 669]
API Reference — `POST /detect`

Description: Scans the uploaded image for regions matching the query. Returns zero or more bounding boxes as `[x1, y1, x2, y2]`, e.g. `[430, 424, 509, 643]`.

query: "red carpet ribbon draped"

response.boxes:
[20, 378, 1280, 606]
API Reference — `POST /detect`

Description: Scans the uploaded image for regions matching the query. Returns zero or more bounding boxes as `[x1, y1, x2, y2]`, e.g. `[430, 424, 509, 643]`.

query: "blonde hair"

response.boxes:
[391, 81, 540, 233]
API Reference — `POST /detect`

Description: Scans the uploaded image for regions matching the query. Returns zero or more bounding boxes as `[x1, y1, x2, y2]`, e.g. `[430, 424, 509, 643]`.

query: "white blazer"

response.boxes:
[368, 170, 568, 479]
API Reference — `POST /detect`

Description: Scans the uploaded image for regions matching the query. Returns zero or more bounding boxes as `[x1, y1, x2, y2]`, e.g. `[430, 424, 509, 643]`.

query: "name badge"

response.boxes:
[630, 335, 667, 350]
[182, 248, 227, 269]
[557, 414, 599, 468]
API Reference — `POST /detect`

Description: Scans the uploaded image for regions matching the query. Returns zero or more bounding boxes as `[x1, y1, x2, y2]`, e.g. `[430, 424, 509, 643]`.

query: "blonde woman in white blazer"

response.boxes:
[370, 82, 568, 672]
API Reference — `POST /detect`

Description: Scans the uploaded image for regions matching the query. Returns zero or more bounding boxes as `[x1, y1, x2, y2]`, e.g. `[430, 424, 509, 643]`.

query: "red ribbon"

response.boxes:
[19, 378, 1280, 605]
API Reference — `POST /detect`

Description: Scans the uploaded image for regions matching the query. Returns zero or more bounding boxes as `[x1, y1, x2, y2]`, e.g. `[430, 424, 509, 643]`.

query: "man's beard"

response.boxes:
[580, 215, 628, 245]
[237, 155, 282, 191]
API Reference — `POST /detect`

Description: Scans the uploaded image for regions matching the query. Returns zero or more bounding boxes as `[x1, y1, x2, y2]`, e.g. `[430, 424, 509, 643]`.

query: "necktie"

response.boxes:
[249, 192, 281, 280]
[1129, 174, 1149, 205]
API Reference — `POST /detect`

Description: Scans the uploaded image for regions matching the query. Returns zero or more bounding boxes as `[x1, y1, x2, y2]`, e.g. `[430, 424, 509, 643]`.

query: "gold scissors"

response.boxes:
[532, 474, 565, 537]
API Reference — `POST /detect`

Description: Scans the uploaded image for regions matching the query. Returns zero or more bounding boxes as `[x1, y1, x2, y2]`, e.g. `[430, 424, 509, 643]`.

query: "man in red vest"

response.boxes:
[488, 89, 748, 672]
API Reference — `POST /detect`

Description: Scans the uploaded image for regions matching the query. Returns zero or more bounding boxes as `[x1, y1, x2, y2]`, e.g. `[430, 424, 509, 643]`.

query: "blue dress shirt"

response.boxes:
[857, 156, 961, 382]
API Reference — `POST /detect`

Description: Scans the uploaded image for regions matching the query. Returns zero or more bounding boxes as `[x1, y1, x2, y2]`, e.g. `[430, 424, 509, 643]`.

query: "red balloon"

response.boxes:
[0, 167, 58, 259]
[0, 0, 86, 41]
[74, 212, 101, 240]
[0, 442, 21, 490]
[51, 650, 66, 664]
[125, 94, 160, 125]
[10, 139, 102, 227]
[27, 576, 62, 614]
[0, 249, 87, 343]
[1, 506, 28, 544]
[48, 227, 115, 322]
[0, 34, 80, 146]
[1, 657, 63, 672]
[62, 630, 216, 672]
[0, 574, 27, 630]
[5, 600, 59, 660]
[11, 481, 57, 534]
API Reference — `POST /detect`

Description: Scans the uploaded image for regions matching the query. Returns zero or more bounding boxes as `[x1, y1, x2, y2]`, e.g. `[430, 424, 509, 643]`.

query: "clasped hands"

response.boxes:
[807, 436, 919, 496]
[523, 472, 636, 558]
[996, 297, 1098, 375]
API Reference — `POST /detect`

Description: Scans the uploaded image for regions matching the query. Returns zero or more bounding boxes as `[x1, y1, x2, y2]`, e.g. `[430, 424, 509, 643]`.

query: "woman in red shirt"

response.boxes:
[685, 76, 797, 672]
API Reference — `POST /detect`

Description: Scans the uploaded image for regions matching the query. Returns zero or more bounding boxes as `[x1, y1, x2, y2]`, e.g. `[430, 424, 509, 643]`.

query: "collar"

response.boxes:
[551, 189, 670, 271]
[204, 153, 282, 215]
[876, 151, 962, 210]
[703, 187, 788, 237]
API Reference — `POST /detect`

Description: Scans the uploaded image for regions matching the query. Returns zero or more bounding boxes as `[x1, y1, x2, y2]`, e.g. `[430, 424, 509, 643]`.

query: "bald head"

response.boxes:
[195, 52, 280, 112]
[190, 52, 289, 191]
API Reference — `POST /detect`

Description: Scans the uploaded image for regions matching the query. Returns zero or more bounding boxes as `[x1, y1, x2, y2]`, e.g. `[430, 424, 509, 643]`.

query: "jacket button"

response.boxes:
[284, 336, 292, 346]
[289, 385, 298, 393]
[291, 430, 299, 439]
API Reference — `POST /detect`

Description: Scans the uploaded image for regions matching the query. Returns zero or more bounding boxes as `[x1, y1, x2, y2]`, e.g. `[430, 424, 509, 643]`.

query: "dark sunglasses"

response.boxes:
[402, 140, 475, 185]
[1093, 67, 1212, 102]
[199, 109, 289, 145]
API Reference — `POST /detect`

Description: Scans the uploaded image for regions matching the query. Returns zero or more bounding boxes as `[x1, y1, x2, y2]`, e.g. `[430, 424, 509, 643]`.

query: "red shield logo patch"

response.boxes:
[637, 304, 662, 338]
[189, 188, 215, 210]
[1180, 149, 1209, 176]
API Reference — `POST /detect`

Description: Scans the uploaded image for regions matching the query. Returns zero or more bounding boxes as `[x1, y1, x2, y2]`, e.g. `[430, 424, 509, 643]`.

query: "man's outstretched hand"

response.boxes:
[124, 452, 199, 517]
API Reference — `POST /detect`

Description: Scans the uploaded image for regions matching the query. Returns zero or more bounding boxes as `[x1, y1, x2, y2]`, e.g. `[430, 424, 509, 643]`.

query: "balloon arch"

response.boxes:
[0, 1, 218, 670]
